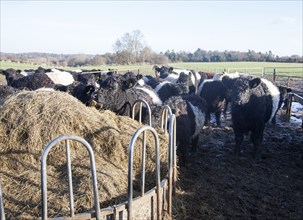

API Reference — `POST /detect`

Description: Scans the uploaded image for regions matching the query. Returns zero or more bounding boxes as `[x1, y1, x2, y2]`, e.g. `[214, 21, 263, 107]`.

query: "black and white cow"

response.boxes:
[153, 65, 170, 77]
[197, 79, 227, 126]
[143, 72, 195, 102]
[90, 72, 162, 116]
[163, 93, 207, 165]
[7, 68, 75, 90]
[153, 66, 201, 91]
[222, 75, 280, 159]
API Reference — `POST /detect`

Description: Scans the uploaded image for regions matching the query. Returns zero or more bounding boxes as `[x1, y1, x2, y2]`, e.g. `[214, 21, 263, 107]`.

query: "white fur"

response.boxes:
[212, 72, 224, 81]
[197, 79, 213, 96]
[35, 87, 55, 92]
[163, 74, 179, 83]
[171, 69, 191, 75]
[94, 82, 100, 88]
[46, 69, 74, 86]
[213, 72, 247, 81]
[261, 78, 280, 121]
[135, 86, 163, 106]
[137, 78, 145, 86]
[188, 102, 205, 138]
[155, 81, 170, 92]
[20, 71, 34, 76]
[172, 69, 201, 85]
[192, 71, 201, 85]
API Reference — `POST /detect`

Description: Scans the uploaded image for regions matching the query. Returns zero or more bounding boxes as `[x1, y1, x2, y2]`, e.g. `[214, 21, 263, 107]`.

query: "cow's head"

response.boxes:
[229, 77, 261, 106]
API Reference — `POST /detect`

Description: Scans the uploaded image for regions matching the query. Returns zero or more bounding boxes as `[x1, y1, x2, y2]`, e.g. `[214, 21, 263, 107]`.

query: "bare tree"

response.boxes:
[113, 30, 145, 64]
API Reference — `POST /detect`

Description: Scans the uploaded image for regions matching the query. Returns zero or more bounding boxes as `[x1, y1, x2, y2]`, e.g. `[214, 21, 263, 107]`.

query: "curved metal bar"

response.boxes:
[168, 114, 176, 216]
[160, 105, 177, 215]
[160, 105, 173, 134]
[128, 126, 161, 220]
[132, 99, 152, 126]
[65, 140, 74, 217]
[0, 178, 5, 220]
[40, 134, 100, 220]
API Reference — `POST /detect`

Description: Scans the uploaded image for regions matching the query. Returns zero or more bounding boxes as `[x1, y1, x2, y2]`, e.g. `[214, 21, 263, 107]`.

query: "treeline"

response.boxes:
[164, 49, 303, 63]
[0, 49, 302, 68]
[0, 50, 169, 67]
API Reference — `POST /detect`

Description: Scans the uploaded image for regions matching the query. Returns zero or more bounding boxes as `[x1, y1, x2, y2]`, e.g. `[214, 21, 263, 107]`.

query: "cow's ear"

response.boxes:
[249, 78, 261, 89]
[222, 75, 234, 88]
[85, 85, 95, 95]
[127, 82, 133, 89]
[136, 74, 143, 80]
[124, 78, 137, 90]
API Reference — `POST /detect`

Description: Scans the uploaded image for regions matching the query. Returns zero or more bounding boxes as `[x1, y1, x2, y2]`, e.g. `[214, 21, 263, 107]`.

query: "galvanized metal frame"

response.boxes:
[40, 134, 101, 220]
[160, 105, 176, 215]
[131, 99, 152, 126]
[0, 178, 5, 220]
[128, 126, 161, 220]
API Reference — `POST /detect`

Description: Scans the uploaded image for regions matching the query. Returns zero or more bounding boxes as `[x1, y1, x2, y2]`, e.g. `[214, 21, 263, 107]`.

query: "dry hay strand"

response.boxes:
[0, 90, 169, 218]
[0, 74, 7, 85]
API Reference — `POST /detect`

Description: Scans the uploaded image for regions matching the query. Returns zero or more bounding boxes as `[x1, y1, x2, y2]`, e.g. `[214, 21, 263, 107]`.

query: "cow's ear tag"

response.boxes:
[86, 89, 91, 95]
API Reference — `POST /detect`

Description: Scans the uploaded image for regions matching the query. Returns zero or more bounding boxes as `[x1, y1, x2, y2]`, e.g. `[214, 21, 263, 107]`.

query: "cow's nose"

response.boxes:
[234, 100, 242, 106]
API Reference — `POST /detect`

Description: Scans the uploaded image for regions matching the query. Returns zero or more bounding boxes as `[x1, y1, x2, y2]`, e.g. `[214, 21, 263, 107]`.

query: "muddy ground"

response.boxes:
[173, 112, 303, 219]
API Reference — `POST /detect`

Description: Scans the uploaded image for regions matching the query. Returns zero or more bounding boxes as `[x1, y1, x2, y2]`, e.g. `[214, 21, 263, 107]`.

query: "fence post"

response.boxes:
[273, 69, 276, 82]
[286, 93, 293, 122]
[287, 77, 291, 87]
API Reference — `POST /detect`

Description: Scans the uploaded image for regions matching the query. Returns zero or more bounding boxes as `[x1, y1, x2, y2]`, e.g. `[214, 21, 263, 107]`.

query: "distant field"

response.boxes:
[1, 61, 302, 77]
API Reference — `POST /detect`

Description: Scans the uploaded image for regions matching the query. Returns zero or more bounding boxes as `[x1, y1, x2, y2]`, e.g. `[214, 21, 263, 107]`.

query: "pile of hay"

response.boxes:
[0, 91, 169, 218]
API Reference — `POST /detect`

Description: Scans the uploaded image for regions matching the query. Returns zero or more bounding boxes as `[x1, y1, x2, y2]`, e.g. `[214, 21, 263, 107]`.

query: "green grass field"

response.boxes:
[1, 61, 302, 77]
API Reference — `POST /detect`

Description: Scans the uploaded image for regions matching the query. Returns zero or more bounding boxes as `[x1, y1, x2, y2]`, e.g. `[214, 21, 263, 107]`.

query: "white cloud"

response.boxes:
[271, 16, 297, 25]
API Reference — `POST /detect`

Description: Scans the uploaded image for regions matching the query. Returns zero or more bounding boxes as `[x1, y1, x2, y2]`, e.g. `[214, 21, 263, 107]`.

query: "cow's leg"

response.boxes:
[215, 111, 222, 127]
[178, 139, 190, 166]
[251, 128, 264, 160]
[234, 130, 243, 157]
[204, 110, 211, 126]
[223, 100, 229, 118]
[191, 135, 199, 153]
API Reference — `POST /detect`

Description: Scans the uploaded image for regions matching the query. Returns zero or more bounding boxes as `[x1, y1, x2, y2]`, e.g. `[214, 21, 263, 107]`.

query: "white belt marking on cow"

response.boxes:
[261, 78, 280, 122]
[155, 81, 170, 92]
[197, 79, 213, 96]
[135, 87, 163, 106]
[188, 102, 205, 138]
[46, 69, 74, 86]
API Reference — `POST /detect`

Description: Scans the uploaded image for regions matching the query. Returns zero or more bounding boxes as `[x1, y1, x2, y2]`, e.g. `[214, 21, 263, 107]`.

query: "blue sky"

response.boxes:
[1, 0, 302, 56]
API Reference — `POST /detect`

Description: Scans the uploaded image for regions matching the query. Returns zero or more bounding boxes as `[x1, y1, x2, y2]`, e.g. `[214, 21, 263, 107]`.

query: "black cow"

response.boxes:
[222, 76, 280, 159]
[197, 79, 227, 126]
[0, 85, 19, 106]
[2, 68, 24, 85]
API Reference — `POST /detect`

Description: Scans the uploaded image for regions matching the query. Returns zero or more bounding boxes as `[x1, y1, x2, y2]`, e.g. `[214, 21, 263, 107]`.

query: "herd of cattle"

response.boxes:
[0, 66, 292, 164]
